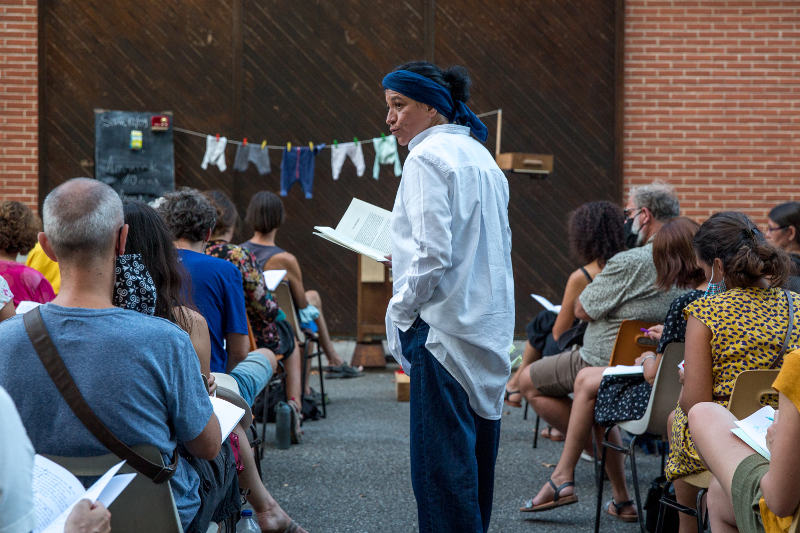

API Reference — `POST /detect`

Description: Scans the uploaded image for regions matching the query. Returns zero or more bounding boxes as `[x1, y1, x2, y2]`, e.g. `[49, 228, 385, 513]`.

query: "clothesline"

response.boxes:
[173, 109, 500, 150]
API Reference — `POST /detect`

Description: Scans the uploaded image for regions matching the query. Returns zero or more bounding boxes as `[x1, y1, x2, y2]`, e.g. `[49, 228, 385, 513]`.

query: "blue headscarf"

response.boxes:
[382, 69, 488, 143]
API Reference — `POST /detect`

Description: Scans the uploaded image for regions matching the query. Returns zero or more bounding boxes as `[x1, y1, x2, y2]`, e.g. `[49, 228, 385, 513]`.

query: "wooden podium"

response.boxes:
[351, 254, 392, 368]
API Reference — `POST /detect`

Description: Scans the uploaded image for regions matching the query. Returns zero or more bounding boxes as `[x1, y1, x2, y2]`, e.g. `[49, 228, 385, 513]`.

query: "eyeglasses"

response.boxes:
[624, 208, 642, 219]
[766, 225, 789, 233]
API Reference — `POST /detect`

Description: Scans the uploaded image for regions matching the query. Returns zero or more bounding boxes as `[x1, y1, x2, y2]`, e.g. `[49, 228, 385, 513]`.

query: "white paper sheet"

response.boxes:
[263, 270, 287, 291]
[210, 396, 246, 443]
[602, 365, 645, 377]
[530, 293, 561, 313]
[731, 405, 775, 460]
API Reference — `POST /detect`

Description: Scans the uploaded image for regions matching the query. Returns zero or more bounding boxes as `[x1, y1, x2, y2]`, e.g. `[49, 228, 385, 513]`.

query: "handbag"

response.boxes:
[23, 307, 178, 483]
[644, 476, 678, 532]
[594, 374, 652, 426]
[555, 320, 588, 352]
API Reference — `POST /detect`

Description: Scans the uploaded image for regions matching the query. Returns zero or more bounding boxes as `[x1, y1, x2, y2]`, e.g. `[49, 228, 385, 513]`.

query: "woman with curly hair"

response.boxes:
[0, 201, 55, 304]
[505, 201, 625, 429]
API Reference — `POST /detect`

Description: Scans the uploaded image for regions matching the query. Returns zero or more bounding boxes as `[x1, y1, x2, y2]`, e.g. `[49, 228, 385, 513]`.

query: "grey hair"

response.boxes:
[631, 181, 680, 221]
[42, 178, 123, 259]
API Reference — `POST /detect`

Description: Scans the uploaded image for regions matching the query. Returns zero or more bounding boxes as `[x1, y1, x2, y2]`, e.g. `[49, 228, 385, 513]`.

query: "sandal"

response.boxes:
[520, 478, 578, 512]
[605, 499, 638, 522]
[504, 388, 522, 408]
[325, 364, 363, 379]
[540, 426, 566, 442]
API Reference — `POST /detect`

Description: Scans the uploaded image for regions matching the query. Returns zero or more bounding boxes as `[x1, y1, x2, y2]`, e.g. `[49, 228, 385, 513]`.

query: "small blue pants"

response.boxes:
[229, 351, 273, 406]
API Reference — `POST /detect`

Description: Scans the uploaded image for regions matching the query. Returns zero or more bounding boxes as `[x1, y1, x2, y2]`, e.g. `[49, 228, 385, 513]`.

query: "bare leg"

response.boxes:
[602, 426, 634, 510]
[688, 402, 755, 532]
[233, 426, 308, 533]
[518, 362, 572, 436]
[282, 343, 303, 404]
[507, 341, 541, 396]
[674, 478, 700, 533]
[305, 290, 344, 367]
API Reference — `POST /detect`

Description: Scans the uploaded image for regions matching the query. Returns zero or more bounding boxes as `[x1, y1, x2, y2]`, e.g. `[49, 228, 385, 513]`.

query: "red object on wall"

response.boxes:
[151, 115, 170, 131]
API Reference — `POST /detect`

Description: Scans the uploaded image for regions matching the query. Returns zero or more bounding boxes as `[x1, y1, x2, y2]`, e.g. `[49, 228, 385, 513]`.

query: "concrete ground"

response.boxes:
[257, 340, 663, 533]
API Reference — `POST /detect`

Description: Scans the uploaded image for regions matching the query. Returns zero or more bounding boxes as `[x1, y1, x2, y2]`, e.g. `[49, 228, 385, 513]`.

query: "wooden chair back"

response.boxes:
[608, 320, 659, 366]
[246, 317, 257, 352]
[44, 445, 183, 533]
[728, 369, 780, 419]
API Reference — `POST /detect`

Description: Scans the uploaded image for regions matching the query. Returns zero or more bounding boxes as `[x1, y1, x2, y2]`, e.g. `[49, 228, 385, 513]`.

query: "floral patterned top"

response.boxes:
[0, 275, 14, 307]
[205, 240, 280, 351]
[665, 287, 800, 480]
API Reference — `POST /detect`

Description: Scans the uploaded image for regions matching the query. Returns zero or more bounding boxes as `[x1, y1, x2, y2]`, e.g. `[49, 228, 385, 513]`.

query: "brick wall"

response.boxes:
[623, 0, 800, 226]
[0, 0, 38, 211]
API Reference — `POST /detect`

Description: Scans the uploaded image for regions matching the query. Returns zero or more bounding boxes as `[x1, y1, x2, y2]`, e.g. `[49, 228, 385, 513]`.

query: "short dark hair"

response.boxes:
[0, 201, 40, 255]
[204, 190, 238, 239]
[393, 61, 471, 103]
[653, 217, 705, 290]
[568, 201, 626, 267]
[768, 202, 800, 245]
[245, 191, 284, 234]
[156, 188, 217, 243]
[694, 211, 791, 288]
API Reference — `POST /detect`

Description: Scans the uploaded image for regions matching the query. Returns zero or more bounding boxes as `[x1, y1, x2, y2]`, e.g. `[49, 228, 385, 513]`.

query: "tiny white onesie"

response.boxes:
[201, 135, 228, 171]
[330, 142, 366, 180]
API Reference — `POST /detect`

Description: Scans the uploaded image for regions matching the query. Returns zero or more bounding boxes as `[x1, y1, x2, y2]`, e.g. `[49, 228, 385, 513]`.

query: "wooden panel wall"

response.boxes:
[39, 0, 621, 335]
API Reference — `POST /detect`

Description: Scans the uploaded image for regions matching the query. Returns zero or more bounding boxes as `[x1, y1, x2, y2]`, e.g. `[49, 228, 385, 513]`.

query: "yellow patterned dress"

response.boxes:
[665, 287, 800, 480]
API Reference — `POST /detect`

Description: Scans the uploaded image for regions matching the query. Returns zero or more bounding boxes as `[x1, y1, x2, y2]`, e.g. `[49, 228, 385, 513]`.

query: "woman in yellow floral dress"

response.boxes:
[666, 211, 800, 533]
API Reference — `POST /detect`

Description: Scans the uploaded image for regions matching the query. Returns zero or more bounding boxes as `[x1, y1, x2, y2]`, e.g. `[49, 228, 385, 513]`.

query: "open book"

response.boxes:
[314, 198, 391, 262]
[33, 456, 135, 533]
[531, 294, 561, 313]
[731, 405, 774, 460]
[210, 396, 246, 443]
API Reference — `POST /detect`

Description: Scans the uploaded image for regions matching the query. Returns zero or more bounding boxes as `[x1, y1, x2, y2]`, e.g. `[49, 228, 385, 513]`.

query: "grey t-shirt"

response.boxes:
[0, 304, 213, 530]
[578, 243, 684, 367]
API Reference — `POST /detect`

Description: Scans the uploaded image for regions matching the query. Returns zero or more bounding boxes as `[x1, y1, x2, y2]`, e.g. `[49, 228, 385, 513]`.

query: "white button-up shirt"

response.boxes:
[385, 124, 515, 420]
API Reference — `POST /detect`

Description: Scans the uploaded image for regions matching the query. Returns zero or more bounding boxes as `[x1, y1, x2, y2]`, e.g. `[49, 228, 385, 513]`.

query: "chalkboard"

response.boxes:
[94, 109, 174, 201]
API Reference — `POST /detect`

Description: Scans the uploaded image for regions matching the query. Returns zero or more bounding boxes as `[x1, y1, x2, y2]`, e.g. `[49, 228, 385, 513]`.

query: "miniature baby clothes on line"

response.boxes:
[330, 142, 365, 181]
[233, 144, 271, 175]
[372, 135, 402, 179]
[201, 135, 228, 171]
[280, 144, 325, 199]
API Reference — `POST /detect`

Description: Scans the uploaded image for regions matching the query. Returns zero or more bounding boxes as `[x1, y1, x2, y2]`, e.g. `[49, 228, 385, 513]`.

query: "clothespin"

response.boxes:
[286, 142, 291, 151]
[215, 133, 220, 141]
[309, 142, 314, 150]
[261, 140, 267, 150]
[381, 132, 386, 138]
[353, 136, 359, 145]
[242, 137, 248, 146]
[333, 139, 338, 147]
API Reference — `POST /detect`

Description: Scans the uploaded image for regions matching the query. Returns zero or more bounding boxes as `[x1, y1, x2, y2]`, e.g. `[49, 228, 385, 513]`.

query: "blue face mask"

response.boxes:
[704, 264, 727, 297]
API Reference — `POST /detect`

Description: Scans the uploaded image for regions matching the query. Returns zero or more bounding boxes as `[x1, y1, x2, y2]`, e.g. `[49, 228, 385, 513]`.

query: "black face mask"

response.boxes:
[623, 217, 639, 249]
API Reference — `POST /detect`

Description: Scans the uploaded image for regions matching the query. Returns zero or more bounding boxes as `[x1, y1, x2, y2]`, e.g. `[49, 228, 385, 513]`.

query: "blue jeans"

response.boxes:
[229, 351, 273, 406]
[399, 318, 501, 533]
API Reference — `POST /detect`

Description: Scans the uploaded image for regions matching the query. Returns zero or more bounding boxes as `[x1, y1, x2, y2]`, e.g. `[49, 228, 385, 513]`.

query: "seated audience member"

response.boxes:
[689, 349, 800, 533]
[765, 201, 800, 292]
[0, 178, 235, 532]
[0, 201, 55, 304]
[506, 200, 625, 441]
[521, 216, 705, 520]
[0, 276, 14, 321]
[25, 241, 61, 294]
[122, 200, 307, 533]
[203, 190, 306, 406]
[156, 190, 280, 413]
[666, 211, 800, 533]
[241, 190, 362, 378]
[518, 181, 683, 453]
[1, 386, 111, 533]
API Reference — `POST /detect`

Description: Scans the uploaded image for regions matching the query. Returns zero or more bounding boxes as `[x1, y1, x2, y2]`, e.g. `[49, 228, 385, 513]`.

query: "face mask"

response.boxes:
[113, 253, 157, 315]
[703, 264, 727, 297]
[624, 212, 644, 248]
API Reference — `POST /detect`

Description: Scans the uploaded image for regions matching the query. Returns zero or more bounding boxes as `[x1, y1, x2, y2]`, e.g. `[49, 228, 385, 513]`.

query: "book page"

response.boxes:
[210, 396, 245, 443]
[335, 198, 392, 254]
[263, 270, 287, 291]
[530, 294, 561, 313]
[313, 229, 388, 262]
[33, 455, 86, 532]
[731, 405, 774, 461]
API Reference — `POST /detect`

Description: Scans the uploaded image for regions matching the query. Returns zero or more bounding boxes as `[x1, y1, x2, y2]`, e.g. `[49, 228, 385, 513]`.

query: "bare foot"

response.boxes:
[540, 426, 565, 441]
[255, 506, 308, 533]
[529, 473, 575, 507]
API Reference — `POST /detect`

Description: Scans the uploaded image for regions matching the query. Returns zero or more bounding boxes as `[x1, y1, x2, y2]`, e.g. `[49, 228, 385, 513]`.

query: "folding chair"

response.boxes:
[272, 282, 326, 418]
[594, 342, 684, 533]
[727, 369, 780, 419]
[44, 445, 184, 533]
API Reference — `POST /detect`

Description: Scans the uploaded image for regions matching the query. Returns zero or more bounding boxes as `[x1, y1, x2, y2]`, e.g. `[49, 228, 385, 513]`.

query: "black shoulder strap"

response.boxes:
[23, 307, 177, 483]
[772, 289, 795, 369]
[579, 266, 593, 283]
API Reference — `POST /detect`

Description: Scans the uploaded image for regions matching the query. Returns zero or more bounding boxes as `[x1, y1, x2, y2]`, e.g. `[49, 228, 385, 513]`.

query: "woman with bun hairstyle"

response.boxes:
[765, 201, 800, 291]
[382, 62, 514, 532]
[666, 211, 800, 533]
